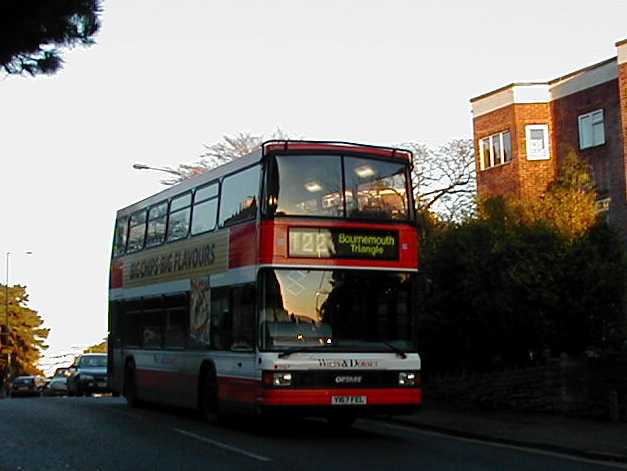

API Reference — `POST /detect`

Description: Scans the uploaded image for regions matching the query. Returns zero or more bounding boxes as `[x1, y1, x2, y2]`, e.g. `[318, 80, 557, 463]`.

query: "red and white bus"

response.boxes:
[108, 141, 422, 425]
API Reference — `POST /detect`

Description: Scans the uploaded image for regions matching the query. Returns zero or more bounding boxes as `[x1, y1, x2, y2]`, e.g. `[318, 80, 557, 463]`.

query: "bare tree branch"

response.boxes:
[161, 129, 289, 185]
[162, 133, 477, 223]
[401, 138, 476, 221]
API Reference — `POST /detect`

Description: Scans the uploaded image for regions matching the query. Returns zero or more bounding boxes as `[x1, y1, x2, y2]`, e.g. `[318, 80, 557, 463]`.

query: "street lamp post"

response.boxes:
[1, 251, 32, 398]
[132, 163, 183, 176]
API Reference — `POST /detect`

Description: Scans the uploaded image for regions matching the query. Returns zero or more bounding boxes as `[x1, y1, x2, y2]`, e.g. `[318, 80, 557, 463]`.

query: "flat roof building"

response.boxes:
[470, 39, 627, 235]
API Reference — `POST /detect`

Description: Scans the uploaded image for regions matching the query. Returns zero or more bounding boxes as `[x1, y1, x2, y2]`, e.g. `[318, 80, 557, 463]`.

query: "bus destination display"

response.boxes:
[288, 227, 398, 260]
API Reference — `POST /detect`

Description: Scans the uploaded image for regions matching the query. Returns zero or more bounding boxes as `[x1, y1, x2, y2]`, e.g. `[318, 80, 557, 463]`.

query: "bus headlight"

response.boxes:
[263, 371, 293, 387]
[398, 371, 419, 386]
[273, 372, 292, 386]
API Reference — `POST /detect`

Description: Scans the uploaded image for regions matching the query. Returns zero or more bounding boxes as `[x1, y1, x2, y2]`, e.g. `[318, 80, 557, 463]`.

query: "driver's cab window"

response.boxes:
[344, 157, 409, 220]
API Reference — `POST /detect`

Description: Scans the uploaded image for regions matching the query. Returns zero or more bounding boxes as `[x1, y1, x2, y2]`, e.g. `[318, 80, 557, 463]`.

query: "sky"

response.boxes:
[1, 0, 627, 369]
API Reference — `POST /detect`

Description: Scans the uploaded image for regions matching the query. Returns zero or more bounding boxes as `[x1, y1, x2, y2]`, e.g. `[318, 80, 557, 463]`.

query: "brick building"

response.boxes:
[470, 39, 627, 235]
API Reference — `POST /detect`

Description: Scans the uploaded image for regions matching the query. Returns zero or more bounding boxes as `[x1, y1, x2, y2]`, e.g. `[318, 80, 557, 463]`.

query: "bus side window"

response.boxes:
[122, 299, 142, 347]
[191, 182, 219, 235]
[113, 217, 128, 257]
[167, 193, 192, 241]
[164, 294, 188, 349]
[127, 210, 147, 253]
[210, 287, 232, 350]
[146, 201, 168, 247]
[219, 165, 260, 227]
[140, 297, 165, 349]
[232, 284, 255, 351]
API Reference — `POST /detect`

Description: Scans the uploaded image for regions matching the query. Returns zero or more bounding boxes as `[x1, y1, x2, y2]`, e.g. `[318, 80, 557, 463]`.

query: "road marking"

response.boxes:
[366, 421, 627, 469]
[172, 428, 272, 463]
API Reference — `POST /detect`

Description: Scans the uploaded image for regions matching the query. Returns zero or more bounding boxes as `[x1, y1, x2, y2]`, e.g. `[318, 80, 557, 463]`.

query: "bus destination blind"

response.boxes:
[288, 227, 399, 260]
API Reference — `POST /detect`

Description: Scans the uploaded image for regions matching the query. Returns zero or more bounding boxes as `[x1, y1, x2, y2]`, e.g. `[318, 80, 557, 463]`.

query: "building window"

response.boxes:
[480, 138, 490, 169]
[578, 109, 605, 150]
[479, 130, 512, 170]
[595, 197, 611, 224]
[525, 124, 550, 160]
[502, 131, 512, 163]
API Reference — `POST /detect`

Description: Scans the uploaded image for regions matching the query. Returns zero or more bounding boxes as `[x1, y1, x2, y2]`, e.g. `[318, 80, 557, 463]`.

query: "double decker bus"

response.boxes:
[108, 141, 422, 425]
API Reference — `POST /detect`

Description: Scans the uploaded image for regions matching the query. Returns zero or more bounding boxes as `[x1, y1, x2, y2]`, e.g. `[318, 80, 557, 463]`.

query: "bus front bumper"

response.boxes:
[256, 387, 422, 416]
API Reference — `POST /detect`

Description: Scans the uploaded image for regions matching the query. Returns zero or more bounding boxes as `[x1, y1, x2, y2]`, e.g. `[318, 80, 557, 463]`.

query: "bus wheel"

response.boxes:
[123, 361, 142, 408]
[199, 366, 220, 423]
[327, 414, 356, 428]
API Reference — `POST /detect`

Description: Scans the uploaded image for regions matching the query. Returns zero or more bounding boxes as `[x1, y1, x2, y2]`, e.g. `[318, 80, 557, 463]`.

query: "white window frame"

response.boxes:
[479, 137, 491, 170]
[479, 130, 512, 171]
[578, 109, 605, 150]
[525, 124, 550, 160]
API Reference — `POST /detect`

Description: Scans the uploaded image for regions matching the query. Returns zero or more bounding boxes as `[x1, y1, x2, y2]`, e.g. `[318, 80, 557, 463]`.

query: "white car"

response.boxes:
[45, 368, 69, 396]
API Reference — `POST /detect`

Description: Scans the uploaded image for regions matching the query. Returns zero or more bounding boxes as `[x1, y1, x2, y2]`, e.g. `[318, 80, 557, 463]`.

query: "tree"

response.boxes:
[419, 169, 625, 374]
[0, 0, 102, 76]
[403, 139, 477, 221]
[161, 129, 290, 185]
[0, 285, 49, 377]
[514, 150, 598, 240]
[83, 338, 107, 353]
[164, 133, 477, 224]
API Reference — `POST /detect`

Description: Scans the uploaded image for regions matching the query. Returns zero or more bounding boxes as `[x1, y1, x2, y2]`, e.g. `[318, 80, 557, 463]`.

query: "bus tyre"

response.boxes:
[328, 415, 356, 428]
[123, 361, 142, 408]
[199, 366, 220, 423]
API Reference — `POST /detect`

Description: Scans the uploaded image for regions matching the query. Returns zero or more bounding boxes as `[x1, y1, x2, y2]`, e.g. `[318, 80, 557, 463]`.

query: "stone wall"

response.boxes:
[425, 353, 627, 420]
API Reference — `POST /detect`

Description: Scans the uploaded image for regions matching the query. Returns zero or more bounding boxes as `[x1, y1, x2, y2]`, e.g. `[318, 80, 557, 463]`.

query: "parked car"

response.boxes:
[66, 354, 109, 396]
[45, 367, 70, 396]
[10, 376, 46, 397]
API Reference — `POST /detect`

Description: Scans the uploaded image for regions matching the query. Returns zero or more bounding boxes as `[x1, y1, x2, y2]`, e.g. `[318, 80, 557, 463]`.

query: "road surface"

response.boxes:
[0, 396, 624, 471]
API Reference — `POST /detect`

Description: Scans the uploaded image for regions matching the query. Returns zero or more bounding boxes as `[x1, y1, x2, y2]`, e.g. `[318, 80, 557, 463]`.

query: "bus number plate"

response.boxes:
[331, 395, 367, 405]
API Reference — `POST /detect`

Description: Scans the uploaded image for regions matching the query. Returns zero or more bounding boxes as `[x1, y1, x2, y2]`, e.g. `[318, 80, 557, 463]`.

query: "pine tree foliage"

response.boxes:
[0, 285, 49, 376]
[0, 0, 102, 76]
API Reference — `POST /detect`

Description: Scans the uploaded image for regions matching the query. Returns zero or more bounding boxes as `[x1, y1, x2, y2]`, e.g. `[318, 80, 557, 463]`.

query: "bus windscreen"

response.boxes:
[267, 155, 410, 221]
[259, 269, 415, 353]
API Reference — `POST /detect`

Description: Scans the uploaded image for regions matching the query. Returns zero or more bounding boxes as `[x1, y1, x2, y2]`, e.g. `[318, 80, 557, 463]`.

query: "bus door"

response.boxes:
[210, 284, 257, 405]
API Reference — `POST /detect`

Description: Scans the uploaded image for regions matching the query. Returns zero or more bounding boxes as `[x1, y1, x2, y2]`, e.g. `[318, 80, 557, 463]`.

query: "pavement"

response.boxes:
[392, 399, 627, 464]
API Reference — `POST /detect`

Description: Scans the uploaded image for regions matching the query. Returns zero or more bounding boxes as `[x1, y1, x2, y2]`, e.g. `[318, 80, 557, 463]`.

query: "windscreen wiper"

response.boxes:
[277, 347, 317, 359]
[382, 342, 407, 359]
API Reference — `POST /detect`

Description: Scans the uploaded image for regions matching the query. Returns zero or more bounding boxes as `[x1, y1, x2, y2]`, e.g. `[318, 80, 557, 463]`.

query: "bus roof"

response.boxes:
[117, 147, 263, 217]
[117, 140, 413, 218]
[263, 140, 413, 161]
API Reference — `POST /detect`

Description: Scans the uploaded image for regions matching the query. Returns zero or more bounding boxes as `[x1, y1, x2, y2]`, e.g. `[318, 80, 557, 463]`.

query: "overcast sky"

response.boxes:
[1, 0, 626, 366]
